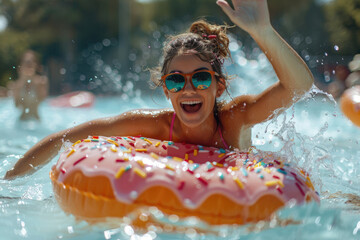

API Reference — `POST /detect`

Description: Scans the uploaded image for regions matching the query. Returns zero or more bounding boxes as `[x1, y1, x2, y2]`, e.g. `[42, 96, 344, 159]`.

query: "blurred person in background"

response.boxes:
[327, 65, 350, 99]
[345, 54, 360, 88]
[7, 50, 49, 121]
[0, 86, 8, 97]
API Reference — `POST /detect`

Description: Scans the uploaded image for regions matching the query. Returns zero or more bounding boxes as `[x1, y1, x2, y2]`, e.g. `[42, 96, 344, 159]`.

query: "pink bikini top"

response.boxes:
[169, 112, 229, 149]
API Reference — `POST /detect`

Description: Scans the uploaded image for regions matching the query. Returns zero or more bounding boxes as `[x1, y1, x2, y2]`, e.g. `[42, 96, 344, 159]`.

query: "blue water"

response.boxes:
[1, 51, 360, 239]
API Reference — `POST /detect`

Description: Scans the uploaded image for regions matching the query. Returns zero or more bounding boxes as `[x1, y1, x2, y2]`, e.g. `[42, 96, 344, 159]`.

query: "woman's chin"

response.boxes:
[178, 112, 206, 128]
[175, 102, 212, 128]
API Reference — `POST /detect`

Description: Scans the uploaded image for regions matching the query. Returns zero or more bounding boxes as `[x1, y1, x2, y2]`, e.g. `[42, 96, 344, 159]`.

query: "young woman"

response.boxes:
[8, 50, 49, 121]
[4, 0, 314, 179]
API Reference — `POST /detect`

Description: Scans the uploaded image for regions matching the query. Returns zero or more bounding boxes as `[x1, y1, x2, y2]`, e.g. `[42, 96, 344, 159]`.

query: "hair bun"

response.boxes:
[189, 20, 230, 59]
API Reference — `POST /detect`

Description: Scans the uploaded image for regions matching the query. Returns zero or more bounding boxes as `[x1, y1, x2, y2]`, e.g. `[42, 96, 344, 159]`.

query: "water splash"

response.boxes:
[1, 30, 360, 239]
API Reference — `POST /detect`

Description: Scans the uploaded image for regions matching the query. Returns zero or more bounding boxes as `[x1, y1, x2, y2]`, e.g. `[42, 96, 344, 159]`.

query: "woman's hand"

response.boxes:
[216, 0, 271, 35]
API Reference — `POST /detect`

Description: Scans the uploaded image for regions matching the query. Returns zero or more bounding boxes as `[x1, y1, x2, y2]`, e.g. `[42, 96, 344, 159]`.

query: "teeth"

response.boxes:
[181, 100, 202, 105]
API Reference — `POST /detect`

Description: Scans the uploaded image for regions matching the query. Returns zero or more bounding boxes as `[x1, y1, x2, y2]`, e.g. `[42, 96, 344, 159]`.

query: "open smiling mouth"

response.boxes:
[181, 100, 203, 113]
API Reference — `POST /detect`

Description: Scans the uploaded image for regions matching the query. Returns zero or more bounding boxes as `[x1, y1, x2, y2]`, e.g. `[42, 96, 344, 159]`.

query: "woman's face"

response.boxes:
[163, 52, 224, 127]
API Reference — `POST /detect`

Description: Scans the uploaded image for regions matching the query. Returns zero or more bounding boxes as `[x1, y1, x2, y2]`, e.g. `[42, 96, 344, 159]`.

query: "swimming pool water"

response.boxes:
[1, 59, 360, 239]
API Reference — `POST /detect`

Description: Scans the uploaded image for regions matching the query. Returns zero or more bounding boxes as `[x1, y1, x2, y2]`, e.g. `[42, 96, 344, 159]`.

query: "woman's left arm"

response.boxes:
[217, 0, 314, 124]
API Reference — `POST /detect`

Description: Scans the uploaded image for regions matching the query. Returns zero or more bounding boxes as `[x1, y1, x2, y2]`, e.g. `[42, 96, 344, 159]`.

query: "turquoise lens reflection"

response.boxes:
[165, 74, 185, 92]
[192, 72, 212, 90]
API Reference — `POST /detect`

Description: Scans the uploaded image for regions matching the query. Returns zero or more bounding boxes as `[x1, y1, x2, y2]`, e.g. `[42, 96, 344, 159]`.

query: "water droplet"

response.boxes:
[184, 198, 195, 208]
[127, 54, 137, 64]
[334, 45, 339, 51]
[185, 228, 197, 239]
[67, 226, 74, 234]
[130, 191, 138, 199]
[169, 214, 179, 223]
[324, 52, 328, 56]
[139, 213, 149, 222]
[124, 225, 134, 236]
[353, 221, 360, 235]
[102, 38, 111, 47]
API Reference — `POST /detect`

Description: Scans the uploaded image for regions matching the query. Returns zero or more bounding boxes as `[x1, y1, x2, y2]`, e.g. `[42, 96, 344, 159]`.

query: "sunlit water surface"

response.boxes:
[1, 53, 360, 239]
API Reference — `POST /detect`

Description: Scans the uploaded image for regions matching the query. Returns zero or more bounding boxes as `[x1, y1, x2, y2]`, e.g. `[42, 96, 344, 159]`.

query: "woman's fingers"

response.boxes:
[216, 0, 271, 34]
[216, 0, 235, 18]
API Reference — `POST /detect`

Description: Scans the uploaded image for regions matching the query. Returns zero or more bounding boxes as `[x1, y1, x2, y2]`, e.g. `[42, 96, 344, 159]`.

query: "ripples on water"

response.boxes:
[1, 45, 360, 239]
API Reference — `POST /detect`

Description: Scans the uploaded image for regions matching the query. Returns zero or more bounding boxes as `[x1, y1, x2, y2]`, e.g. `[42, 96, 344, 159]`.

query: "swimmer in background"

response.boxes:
[345, 54, 360, 88]
[0, 86, 9, 97]
[8, 50, 49, 121]
[5, 0, 314, 179]
[327, 65, 350, 99]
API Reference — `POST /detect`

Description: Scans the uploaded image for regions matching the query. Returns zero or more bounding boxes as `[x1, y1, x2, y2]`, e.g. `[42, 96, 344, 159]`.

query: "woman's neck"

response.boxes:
[174, 114, 219, 146]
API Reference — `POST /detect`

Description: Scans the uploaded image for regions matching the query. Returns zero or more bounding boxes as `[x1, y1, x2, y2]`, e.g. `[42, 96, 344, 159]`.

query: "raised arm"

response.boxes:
[4, 109, 170, 179]
[217, 0, 314, 125]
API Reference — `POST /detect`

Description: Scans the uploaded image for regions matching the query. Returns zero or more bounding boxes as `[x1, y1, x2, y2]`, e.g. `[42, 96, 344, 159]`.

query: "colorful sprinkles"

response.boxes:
[72, 140, 81, 147]
[218, 172, 225, 181]
[196, 175, 208, 186]
[73, 156, 87, 166]
[233, 177, 244, 189]
[115, 167, 126, 179]
[150, 152, 159, 160]
[67, 149, 75, 157]
[107, 139, 119, 146]
[58, 136, 318, 209]
[133, 167, 147, 178]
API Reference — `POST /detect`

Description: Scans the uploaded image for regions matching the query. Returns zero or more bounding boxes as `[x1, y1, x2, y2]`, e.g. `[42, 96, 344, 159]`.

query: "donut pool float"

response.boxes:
[340, 86, 360, 127]
[50, 136, 320, 225]
[50, 91, 95, 108]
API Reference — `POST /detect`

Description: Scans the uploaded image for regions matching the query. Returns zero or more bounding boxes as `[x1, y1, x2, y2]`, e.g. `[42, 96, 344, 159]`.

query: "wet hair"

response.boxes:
[150, 20, 232, 130]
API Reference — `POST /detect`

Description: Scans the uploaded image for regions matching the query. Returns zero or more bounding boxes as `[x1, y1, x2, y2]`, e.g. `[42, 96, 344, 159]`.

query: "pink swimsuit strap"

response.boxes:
[218, 126, 229, 149]
[169, 112, 229, 149]
[169, 112, 176, 141]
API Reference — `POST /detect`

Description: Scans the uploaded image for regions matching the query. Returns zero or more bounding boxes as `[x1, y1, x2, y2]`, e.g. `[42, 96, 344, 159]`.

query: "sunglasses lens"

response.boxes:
[165, 74, 185, 92]
[192, 71, 212, 90]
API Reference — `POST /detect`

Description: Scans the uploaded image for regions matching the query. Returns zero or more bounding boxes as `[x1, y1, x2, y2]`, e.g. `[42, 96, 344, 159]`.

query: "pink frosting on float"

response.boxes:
[54, 136, 320, 209]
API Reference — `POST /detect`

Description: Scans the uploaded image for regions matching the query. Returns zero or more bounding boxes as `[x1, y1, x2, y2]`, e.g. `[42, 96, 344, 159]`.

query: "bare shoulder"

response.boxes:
[220, 94, 256, 122]
[218, 95, 256, 149]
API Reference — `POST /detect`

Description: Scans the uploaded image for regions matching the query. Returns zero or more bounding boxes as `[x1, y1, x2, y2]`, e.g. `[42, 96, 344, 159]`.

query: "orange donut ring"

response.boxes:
[50, 136, 319, 226]
[340, 86, 360, 127]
